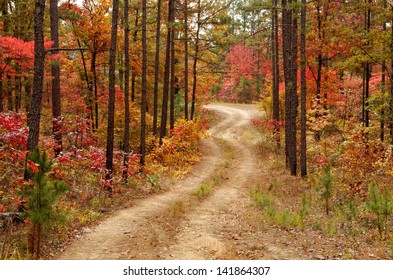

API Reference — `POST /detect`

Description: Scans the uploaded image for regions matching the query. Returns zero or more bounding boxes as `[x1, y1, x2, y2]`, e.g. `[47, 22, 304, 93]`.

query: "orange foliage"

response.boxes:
[147, 118, 209, 175]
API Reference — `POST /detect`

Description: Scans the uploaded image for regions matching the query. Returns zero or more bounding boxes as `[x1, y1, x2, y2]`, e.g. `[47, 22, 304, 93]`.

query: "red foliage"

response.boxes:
[250, 118, 284, 142]
[0, 36, 58, 77]
[0, 112, 28, 150]
[87, 147, 106, 172]
[122, 153, 141, 177]
[313, 155, 329, 168]
[27, 161, 40, 174]
[250, 118, 284, 131]
[60, 115, 96, 148]
[218, 44, 258, 103]
[0, 36, 34, 76]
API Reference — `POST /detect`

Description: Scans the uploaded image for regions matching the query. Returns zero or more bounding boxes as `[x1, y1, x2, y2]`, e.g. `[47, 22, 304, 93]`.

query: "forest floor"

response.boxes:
[55, 103, 390, 260]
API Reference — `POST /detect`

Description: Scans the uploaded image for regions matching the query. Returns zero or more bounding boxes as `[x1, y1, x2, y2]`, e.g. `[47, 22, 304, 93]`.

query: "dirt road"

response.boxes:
[57, 103, 299, 260]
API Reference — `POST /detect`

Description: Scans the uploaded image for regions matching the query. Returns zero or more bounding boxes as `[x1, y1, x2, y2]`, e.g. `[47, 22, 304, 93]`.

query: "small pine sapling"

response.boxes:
[298, 193, 309, 227]
[319, 164, 333, 215]
[23, 148, 68, 259]
[365, 182, 393, 239]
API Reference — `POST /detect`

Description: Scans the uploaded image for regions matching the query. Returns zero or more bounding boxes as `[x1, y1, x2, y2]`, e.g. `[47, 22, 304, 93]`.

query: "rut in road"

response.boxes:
[57, 103, 267, 260]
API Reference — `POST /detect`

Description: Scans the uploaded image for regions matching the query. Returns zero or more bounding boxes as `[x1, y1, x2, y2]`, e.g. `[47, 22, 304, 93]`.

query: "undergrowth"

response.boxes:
[249, 116, 393, 259]
[0, 112, 210, 259]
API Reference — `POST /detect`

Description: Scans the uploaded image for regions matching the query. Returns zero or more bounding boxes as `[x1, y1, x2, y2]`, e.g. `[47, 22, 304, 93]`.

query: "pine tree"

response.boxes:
[24, 148, 68, 259]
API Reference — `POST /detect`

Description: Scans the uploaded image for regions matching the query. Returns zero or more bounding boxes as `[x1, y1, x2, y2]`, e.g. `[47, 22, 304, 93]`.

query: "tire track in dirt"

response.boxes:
[160, 104, 261, 259]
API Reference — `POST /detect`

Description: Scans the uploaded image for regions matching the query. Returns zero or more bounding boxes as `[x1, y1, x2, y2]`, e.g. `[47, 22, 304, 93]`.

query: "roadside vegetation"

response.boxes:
[249, 115, 393, 259]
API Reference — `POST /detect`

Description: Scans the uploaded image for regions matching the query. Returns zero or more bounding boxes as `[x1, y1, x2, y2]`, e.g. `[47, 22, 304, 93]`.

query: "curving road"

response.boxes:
[57, 103, 293, 260]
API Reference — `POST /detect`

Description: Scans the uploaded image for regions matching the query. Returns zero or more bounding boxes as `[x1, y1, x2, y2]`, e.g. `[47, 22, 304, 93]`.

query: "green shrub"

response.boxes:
[319, 165, 333, 215]
[249, 186, 273, 209]
[23, 148, 68, 259]
[365, 182, 393, 239]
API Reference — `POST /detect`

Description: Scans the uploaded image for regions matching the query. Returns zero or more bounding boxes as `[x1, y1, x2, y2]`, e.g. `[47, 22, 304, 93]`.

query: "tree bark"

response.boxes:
[363, 62, 370, 127]
[91, 51, 99, 131]
[105, 0, 119, 186]
[363, 0, 371, 128]
[282, 0, 298, 176]
[6, 75, 13, 111]
[170, 26, 176, 130]
[50, 0, 62, 156]
[153, 0, 162, 135]
[160, 0, 173, 143]
[131, 4, 140, 103]
[314, 3, 323, 141]
[381, 61, 386, 141]
[123, 0, 131, 179]
[15, 75, 22, 112]
[24, 77, 32, 113]
[184, 0, 189, 120]
[75, 36, 94, 129]
[381, 0, 387, 142]
[28, 222, 42, 259]
[191, 0, 201, 121]
[140, 0, 147, 167]
[272, 0, 280, 149]
[26, 0, 46, 153]
[390, 5, 393, 143]
[300, 0, 307, 178]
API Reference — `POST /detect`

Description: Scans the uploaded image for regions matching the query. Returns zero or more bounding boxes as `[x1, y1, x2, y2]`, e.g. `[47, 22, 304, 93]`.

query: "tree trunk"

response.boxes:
[272, 0, 280, 149]
[390, 5, 393, 143]
[364, 62, 370, 127]
[105, 0, 119, 187]
[160, 0, 173, 143]
[314, 3, 324, 141]
[24, 77, 32, 113]
[140, 0, 147, 167]
[363, 0, 371, 128]
[118, 54, 124, 92]
[15, 75, 22, 112]
[76, 38, 91, 97]
[1, 2, 8, 114]
[123, 0, 131, 179]
[75, 37, 94, 129]
[50, 0, 62, 156]
[300, 0, 307, 178]
[131, 5, 140, 103]
[361, 1, 370, 127]
[315, 53, 322, 141]
[381, 0, 387, 142]
[26, 0, 46, 154]
[7, 76, 13, 111]
[91, 52, 99, 131]
[381, 61, 385, 142]
[170, 26, 176, 130]
[282, 0, 298, 176]
[184, 0, 189, 120]
[191, 0, 201, 121]
[28, 222, 42, 259]
[153, 0, 162, 135]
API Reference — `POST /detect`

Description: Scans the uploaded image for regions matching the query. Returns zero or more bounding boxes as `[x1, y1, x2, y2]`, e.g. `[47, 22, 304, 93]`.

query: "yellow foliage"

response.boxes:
[146, 118, 209, 176]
